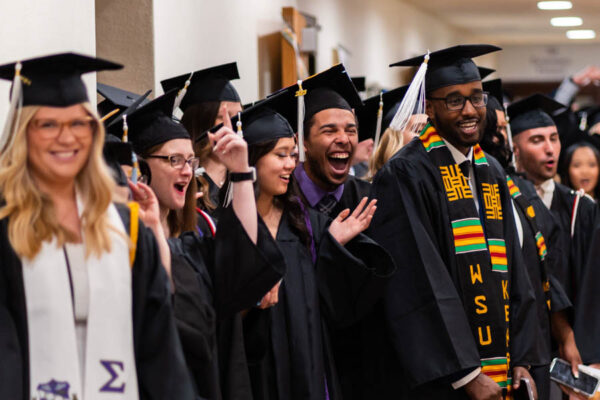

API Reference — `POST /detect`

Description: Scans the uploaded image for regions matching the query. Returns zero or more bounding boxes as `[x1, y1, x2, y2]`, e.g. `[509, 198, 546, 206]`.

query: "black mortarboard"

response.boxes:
[357, 85, 409, 141]
[97, 83, 150, 117]
[483, 78, 504, 107]
[478, 67, 495, 81]
[100, 86, 152, 131]
[125, 89, 191, 155]
[160, 62, 241, 112]
[351, 77, 366, 92]
[211, 90, 296, 147]
[0, 53, 122, 107]
[390, 44, 501, 93]
[507, 94, 566, 136]
[270, 64, 362, 121]
[103, 134, 133, 186]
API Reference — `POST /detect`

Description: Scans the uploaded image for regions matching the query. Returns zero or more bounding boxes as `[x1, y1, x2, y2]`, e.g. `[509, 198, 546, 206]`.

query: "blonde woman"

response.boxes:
[0, 53, 194, 400]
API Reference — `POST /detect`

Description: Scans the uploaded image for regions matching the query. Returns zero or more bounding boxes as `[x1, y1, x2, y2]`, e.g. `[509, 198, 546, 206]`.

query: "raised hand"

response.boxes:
[257, 281, 281, 309]
[328, 197, 377, 246]
[128, 181, 161, 229]
[208, 105, 250, 174]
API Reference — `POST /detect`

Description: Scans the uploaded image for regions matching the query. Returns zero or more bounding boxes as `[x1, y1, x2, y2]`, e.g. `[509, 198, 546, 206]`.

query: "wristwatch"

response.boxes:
[229, 167, 256, 182]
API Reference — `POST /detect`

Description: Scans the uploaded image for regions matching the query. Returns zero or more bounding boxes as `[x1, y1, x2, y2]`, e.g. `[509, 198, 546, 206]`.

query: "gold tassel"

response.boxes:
[296, 80, 307, 162]
[173, 72, 193, 114]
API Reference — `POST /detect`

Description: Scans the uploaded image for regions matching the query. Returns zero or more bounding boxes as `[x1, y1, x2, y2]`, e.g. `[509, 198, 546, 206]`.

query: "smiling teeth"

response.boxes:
[281, 175, 290, 179]
[330, 154, 349, 159]
[53, 151, 76, 157]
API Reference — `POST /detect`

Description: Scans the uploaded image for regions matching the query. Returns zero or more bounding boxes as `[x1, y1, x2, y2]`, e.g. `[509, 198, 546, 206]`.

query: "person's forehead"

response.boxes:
[429, 80, 483, 97]
[157, 138, 194, 154]
[521, 125, 558, 138]
[34, 104, 89, 119]
[312, 108, 356, 125]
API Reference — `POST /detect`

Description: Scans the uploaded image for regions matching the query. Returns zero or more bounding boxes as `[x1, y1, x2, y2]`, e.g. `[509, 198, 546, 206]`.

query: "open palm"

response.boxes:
[328, 197, 377, 246]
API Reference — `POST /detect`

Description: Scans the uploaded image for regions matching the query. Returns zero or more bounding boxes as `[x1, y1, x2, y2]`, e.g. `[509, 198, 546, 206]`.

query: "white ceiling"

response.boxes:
[402, 0, 600, 44]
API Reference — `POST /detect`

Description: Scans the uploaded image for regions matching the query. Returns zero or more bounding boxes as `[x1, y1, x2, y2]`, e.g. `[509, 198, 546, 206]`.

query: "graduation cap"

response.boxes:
[97, 83, 151, 122]
[160, 62, 241, 113]
[268, 63, 363, 161]
[478, 66, 495, 81]
[100, 87, 152, 132]
[0, 53, 122, 107]
[230, 90, 297, 147]
[125, 89, 190, 155]
[351, 76, 366, 92]
[103, 134, 134, 186]
[507, 94, 566, 136]
[357, 85, 409, 142]
[482, 78, 504, 108]
[390, 44, 501, 93]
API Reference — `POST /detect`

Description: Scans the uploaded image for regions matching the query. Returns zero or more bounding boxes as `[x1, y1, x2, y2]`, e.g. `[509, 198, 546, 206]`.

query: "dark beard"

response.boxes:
[431, 109, 485, 149]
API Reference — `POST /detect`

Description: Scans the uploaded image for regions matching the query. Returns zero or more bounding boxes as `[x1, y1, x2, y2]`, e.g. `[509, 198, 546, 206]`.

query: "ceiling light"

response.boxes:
[538, 1, 573, 10]
[566, 30, 596, 39]
[551, 17, 583, 27]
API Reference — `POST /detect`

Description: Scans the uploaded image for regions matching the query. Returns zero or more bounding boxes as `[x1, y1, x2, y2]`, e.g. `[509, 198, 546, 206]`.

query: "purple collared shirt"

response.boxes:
[294, 163, 344, 207]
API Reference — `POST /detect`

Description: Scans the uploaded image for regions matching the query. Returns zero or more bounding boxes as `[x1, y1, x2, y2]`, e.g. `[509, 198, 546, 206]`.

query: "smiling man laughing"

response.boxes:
[292, 66, 370, 218]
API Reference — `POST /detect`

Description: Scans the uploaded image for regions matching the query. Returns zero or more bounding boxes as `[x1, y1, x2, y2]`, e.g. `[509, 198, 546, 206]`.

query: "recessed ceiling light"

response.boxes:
[566, 30, 596, 39]
[551, 17, 583, 27]
[538, 1, 573, 10]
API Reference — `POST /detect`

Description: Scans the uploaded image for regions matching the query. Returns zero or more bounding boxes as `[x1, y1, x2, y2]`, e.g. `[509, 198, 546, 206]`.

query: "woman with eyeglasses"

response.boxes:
[124, 89, 285, 400]
[0, 53, 195, 400]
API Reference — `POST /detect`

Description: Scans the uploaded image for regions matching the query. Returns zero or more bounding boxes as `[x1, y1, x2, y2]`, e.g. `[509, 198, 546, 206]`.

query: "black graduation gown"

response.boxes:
[243, 209, 395, 400]
[510, 176, 572, 400]
[367, 140, 539, 399]
[547, 183, 600, 364]
[202, 172, 222, 216]
[0, 204, 195, 400]
[169, 206, 286, 400]
[329, 175, 371, 218]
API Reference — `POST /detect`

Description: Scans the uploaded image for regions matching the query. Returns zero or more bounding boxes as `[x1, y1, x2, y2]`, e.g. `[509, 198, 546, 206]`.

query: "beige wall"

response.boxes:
[95, 0, 155, 98]
[152, 0, 468, 102]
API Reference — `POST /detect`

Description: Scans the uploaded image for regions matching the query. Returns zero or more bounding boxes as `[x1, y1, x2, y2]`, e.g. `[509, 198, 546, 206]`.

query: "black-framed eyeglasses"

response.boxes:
[145, 154, 200, 170]
[428, 92, 489, 111]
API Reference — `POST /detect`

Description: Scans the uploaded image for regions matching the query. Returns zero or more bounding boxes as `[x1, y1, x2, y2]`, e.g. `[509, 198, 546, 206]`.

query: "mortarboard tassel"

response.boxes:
[100, 108, 121, 123]
[505, 113, 517, 168]
[389, 51, 430, 136]
[236, 111, 243, 137]
[173, 72, 194, 115]
[223, 112, 243, 208]
[296, 80, 307, 162]
[0, 62, 24, 153]
[571, 188, 586, 238]
[373, 91, 384, 151]
[122, 114, 129, 143]
[131, 152, 140, 185]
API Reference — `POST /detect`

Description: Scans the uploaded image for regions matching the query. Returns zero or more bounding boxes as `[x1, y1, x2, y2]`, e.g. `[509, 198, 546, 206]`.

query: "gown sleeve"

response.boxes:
[311, 210, 395, 328]
[368, 159, 481, 388]
[131, 221, 196, 400]
[208, 206, 286, 318]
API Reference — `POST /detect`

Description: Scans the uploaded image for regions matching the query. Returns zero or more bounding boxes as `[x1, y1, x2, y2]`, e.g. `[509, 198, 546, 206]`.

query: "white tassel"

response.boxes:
[389, 51, 430, 135]
[373, 91, 384, 151]
[122, 114, 129, 143]
[296, 80, 307, 162]
[0, 62, 24, 153]
[236, 111, 243, 137]
[223, 181, 234, 208]
[505, 113, 516, 168]
[571, 188, 585, 238]
[131, 152, 139, 184]
[173, 72, 193, 115]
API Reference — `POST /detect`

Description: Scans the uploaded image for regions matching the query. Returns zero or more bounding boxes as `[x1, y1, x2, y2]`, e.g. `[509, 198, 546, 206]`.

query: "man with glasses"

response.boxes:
[368, 45, 539, 400]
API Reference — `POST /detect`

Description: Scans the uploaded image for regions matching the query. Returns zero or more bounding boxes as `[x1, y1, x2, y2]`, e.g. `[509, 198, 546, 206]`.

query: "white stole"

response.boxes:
[23, 203, 139, 400]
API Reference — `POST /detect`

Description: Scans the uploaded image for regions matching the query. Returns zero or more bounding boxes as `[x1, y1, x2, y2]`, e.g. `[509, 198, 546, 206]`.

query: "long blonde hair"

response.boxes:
[368, 127, 405, 179]
[0, 103, 117, 259]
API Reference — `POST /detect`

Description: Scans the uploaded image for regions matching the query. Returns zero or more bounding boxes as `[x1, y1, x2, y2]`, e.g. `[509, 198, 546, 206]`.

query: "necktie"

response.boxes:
[317, 194, 337, 216]
[459, 160, 471, 179]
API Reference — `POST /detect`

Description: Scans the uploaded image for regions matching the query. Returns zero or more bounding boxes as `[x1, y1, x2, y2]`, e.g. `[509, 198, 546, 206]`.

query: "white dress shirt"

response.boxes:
[535, 178, 556, 210]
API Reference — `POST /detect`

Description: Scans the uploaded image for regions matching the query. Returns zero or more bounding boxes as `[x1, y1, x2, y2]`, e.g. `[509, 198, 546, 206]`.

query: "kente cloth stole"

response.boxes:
[506, 176, 551, 310]
[420, 124, 512, 392]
